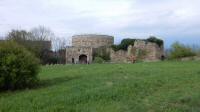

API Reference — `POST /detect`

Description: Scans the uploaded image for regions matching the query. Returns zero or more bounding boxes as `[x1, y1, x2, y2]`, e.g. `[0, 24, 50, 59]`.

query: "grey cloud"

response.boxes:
[0, 0, 200, 46]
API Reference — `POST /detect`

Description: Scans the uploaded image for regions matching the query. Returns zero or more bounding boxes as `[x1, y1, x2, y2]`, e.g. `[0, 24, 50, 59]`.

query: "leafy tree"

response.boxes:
[120, 39, 136, 50]
[0, 41, 40, 90]
[111, 38, 136, 51]
[6, 28, 53, 64]
[169, 42, 196, 59]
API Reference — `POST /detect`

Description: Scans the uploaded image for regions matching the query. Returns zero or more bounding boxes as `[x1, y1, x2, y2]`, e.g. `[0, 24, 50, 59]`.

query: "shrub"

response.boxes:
[120, 39, 136, 50]
[0, 41, 40, 90]
[169, 42, 196, 59]
[147, 36, 164, 47]
[111, 45, 120, 51]
[93, 57, 104, 64]
[111, 39, 136, 51]
[93, 47, 110, 61]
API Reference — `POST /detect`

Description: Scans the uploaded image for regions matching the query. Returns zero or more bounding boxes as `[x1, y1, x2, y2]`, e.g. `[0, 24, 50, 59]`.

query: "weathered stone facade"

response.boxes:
[110, 40, 164, 63]
[72, 34, 114, 48]
[66, 34, 164, 64]
[134, 40, 164, 61]
[110, 50, 130, 63]
[66, 47, 93, 64]
[66, 34, 114, 64]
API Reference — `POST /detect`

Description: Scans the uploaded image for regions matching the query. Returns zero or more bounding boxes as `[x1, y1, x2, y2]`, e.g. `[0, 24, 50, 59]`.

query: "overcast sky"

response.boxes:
[0, 0, 200, 47]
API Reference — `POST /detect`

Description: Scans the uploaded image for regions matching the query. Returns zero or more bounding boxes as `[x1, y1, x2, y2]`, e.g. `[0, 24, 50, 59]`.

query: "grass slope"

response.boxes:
[1, 61, 200, 112]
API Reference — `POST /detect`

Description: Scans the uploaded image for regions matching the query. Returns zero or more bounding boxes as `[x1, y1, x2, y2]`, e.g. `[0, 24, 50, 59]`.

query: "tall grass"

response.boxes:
[0, 61, 200, 112]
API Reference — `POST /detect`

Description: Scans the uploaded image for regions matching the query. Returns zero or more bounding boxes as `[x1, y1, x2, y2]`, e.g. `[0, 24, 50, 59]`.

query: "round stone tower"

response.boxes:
[72, 34, 114, 48]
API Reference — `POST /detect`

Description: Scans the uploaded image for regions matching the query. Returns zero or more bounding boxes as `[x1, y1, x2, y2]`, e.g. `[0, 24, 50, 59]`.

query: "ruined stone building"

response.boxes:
[66, 34, 164, 64]
[110, 40, 164, 63]
[65, 34, 114, 64]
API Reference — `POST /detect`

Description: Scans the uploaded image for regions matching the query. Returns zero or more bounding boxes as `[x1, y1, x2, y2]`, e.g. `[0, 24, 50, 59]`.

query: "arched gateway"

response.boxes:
[65, 34, 114, 64]
[79, 54, 87, 64]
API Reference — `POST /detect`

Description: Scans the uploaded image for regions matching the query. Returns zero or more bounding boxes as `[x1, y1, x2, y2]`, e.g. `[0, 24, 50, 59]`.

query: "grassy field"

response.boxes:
[0, 61, 200, 112]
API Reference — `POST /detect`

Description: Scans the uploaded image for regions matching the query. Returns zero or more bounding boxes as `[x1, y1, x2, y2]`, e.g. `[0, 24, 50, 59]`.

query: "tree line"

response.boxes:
[3, 26, 68, 64]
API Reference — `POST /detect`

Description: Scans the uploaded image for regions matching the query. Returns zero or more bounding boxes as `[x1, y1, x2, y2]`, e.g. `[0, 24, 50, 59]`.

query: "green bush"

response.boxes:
[93, 57, 104, 64]
[93, 47, 110, 61]
[147, 36, 164, 47]
[169, 42, 196, 59]
[0, 41, 40, 90]
[120, 39, 136, 50]
[111, 38, 135, 51]
[111, 45, 120, 51]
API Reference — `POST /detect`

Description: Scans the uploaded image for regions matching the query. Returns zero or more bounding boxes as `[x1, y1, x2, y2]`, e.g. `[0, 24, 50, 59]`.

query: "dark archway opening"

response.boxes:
[79, 54, 87, 64]
[161, 55, 165, 61]
[72, 58, 75, 64]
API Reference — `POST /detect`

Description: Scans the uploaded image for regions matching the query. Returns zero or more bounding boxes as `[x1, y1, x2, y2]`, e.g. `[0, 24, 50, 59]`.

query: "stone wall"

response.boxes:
[66, 47, 93, 64]
[134, 40, 164, 61]
[110, 49, 129, 63]
[66, 34, 164, 64]
[110, 40, 164, 63]
[72, 34, 114, 48]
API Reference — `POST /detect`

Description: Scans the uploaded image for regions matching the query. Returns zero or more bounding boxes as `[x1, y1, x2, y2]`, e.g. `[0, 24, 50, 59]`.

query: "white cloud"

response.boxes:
[0, 0, 200, 45]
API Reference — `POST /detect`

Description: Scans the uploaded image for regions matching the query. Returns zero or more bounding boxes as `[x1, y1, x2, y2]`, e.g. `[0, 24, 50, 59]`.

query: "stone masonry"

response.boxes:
[66, 34, 114, 64]
[110, 40, 164, 63]
[66, 34, 164, 64]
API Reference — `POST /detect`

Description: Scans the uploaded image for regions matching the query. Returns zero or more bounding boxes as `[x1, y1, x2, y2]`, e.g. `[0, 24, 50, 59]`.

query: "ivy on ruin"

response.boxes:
[111, 36, 163, 51]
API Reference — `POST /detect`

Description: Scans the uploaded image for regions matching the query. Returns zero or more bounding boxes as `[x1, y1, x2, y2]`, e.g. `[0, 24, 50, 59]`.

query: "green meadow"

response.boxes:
[1, 61, 200, 112]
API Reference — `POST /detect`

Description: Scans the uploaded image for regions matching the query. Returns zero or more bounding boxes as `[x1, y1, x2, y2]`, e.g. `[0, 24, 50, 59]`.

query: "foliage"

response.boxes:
[111, 44, 119, 51]
[169, 42, 196, 59]
[47, 57, 58, 64]
[190, 44, 200, 56]
[0, 41, 40, 90]
[30, 26, 54, 41]
[111, 38, 136, 51]
[93, 47, 110, 61]
[147, 36, 164, 47]
[6, 30, 32, 41]
[1, 61, 200, 111]
[93, 57, 104, 63]
[120, 39, 136, 50]
[6, 29, 52, 64]
[112, 37, 163, 51]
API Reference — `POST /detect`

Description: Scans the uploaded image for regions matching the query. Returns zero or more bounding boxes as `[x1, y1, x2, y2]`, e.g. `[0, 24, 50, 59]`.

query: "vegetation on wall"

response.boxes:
[111, 39, 136, 51]
[93, 47, 110, 61]
[112, 36, 163, 51]
[147, 36, 164, 47]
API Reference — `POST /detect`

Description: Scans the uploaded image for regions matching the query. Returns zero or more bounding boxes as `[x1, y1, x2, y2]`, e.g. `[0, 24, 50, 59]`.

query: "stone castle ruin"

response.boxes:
[66, 34, 114, 64]
[110, 40, 164, 63]
[66, 34, 164, 64]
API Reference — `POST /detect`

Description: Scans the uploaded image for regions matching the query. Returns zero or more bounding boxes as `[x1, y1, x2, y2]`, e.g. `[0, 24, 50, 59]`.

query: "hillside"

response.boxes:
[0, 61, 200, 112]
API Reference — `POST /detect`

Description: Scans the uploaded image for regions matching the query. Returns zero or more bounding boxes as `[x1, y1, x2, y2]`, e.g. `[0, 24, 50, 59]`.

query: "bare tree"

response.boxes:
[6, 27, 55, 64]
[52, 37, 70, 52]
[30, 26, 55, 41]
[51, 36, 71, 64]
[6, 30, 32, 41]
